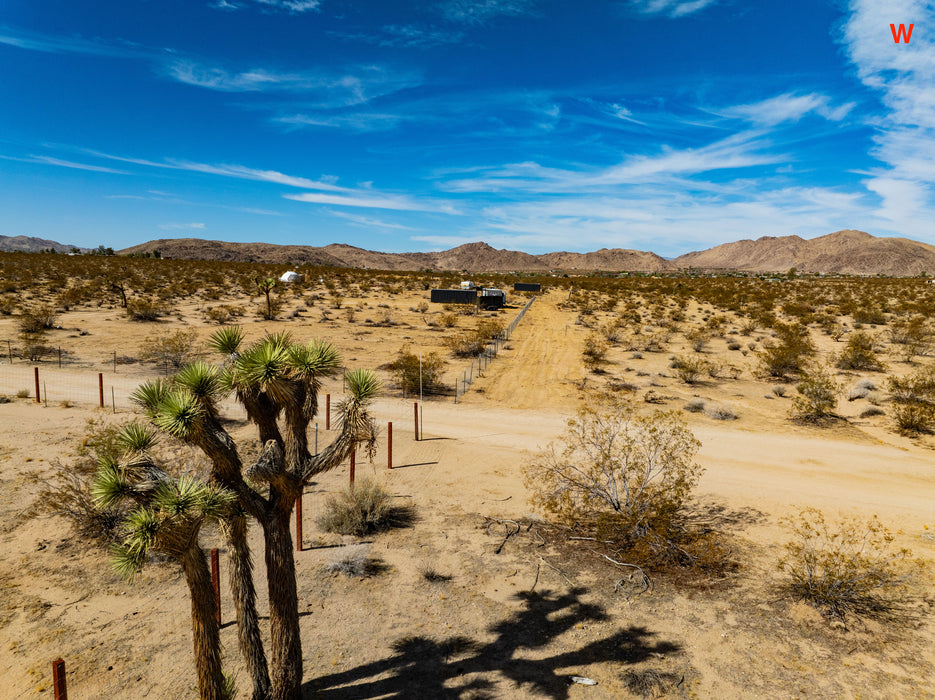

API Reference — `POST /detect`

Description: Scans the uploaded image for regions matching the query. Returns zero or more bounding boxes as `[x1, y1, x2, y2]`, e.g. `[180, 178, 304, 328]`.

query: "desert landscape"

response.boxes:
[0, 246, 934, 698]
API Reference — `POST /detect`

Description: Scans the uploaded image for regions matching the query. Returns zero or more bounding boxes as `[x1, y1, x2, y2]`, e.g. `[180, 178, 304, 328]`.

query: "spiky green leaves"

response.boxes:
[131, 378, 171, 415]
[176, 362, 226, 414]
[154, 389, 204, 439]
[117, 423, 159, 453]
[208, 325, 245, 356]
[287, 340, 341, 381]
[345, 369, 382, 404]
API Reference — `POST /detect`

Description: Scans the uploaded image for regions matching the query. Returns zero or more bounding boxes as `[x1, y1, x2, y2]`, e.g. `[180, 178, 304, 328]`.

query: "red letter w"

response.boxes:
[890, 23, 914, 43]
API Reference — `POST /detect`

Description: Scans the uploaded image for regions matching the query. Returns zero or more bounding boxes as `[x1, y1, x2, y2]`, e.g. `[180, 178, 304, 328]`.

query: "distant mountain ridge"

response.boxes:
[6, 230, 932, 276]
[0, 235, 87, 254]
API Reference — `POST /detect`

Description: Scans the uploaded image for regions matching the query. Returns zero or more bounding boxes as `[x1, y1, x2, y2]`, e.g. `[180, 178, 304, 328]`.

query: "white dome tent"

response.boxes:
[279, 270, 301, 283]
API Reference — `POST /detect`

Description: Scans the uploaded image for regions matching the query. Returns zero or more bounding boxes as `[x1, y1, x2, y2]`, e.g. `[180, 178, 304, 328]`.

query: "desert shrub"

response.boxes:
[771, 384, 788, 398]
[757, 322, 815, 379]
[726, 340, 742, 351]
[790, 365, 839, 422]
[21, 418, 131, 542]
[684, 398, 706, 413]
[847, 378, 878, 401]
[887, 365, 935, 404]
[853, 308, 886, 325]
[18, 305, 58, 334]
[685, 327, 711, 352]
[444, 318, 505, 357]
[778, 508, 910, 620]
[439, 312, 458, 328]
[525, 401, 703, 562]
[860, 406, 885, 418]
[317, 479, 414, 536]
[582, 333, 608, 372]
[126, 297, 168, 321]
[139, 328, 200, 369]
[388, 346, 447, 396]
[705, 403, 738, 420]
[672, 355, 708, 384]
[891, 401, 935, 434]
[835, 332, 885, 371]
[887, 316, 932, 362]
[325, 544, 374, 577]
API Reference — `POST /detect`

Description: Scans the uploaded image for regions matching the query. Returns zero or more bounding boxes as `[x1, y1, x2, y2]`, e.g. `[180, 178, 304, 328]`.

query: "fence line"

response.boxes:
[454, 295, 536, 402]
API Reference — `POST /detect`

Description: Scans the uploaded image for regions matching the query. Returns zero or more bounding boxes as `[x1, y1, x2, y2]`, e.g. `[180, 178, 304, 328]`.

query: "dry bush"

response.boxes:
[444, 318, 504, 357]
[582, 333, 608, 373]
[757, 322, 815, 379]
[672, 355, 708, 384]
[139, 328, 200, 369]
[317, 479, 415, 536]
[887, 316, 932, 362]
[887, 366, 935, 434]
[18, 304, 58, 334]
[684, 398, 706, 413]
[126, 297, 168, 321]
[525, 401, 705, 564]
[860, 406, 885, 418]
[387, 346, 447, 396]
[891, 402, 935, 434]
[835, 332, 885, 371]
[790, 365, 839, 423]
[778, 508, 911, 620]
[847, 378, 878, 401]
[705, 404, 738, 421]
[325, 544, 374, 577]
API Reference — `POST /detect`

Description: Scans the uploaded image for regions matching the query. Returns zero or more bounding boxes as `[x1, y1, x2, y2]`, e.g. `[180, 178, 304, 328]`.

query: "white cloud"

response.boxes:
[627, 0, 718, 18]
[0, 27, 147, 58]
[0, 154, 130, 174]
[840, 0, 935, 236]
[725, 93, 855, 126]
[331, 24, 465, 48]
[440, 0, 536, 25]
[159, 222, 206, 230]
[285, 191, 448, 212]
[328, 210, 415, 230]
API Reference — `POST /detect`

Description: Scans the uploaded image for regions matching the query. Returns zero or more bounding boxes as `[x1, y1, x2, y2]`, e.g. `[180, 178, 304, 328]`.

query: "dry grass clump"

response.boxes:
[325, 544, 374, 577]
[684, 398, 706, 413]
[317, 479, 416, 536]
[847, 378, 878, 401]
[778, 508, 912, 621]
[705, 403, 737, 421]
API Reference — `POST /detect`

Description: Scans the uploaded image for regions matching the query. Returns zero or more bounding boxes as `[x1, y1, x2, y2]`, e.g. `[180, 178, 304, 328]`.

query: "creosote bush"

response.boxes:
[525, 401, 705, 564]
[317, 478, 415, 536]
[757, 322, 815, 379]
[388, 346, 447, 396]
[835, 331, 885, 371]
[778, 508, 911, 620]
[790, 365, 839, 423]
[139, 328, 200, 369]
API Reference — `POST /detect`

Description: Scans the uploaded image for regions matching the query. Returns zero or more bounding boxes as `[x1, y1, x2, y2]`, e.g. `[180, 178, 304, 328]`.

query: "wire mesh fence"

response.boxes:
[454, 295, 536, 402]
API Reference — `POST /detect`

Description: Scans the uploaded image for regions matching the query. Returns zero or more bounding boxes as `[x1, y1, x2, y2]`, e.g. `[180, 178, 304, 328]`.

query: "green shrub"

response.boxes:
[126, 297, 168, 321]
[778, 508, 910, 620]
[388, 346, 447, 396]
[582, 333, 608, 372]
[790, 365, 839, 422]
[835, 332, 885, 371]
[317, 479, 415, 536]
[139, 328, 200, 369]
[672, 355, 709, 384]
[757, 322, 815, 379]
[18, 305, 58, 334]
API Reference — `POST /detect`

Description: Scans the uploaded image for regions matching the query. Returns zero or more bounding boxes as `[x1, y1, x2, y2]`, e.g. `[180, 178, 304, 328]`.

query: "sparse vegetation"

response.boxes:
[317, 479, 415, 536]
[790, 365, 839, 423]
[778, 508, 911, 620]
[387, 346, 447, 396]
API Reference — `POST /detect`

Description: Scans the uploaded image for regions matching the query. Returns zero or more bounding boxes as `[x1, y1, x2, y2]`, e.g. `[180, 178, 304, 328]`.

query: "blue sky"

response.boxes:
[0, 0, 932, 256]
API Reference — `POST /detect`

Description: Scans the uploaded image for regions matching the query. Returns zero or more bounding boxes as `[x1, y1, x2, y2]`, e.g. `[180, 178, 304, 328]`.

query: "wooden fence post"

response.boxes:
[387, 422, 392, 469]
[211, 548, 220, 627]
[295, 495, 303, 552]
[34, 367, 40, 403]
[98, 373, 104, 409]
[52, 657, 67, 700]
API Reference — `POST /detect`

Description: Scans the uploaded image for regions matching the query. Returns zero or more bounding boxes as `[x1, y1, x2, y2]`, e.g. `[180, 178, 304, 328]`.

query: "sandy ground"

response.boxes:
[1, 288, 934, 698]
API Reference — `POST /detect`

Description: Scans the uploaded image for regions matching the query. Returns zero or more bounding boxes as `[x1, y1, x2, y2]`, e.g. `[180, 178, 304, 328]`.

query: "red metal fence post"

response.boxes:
[349, 448, 356, 486]
[211, 548, 220, 627]
[387, 422, 392, 469]
[34, 367, 40, 404]
[52, 657, 67, 700]
[295, 495, 303, 552]
[326, 394, 331, 430]
[98, 373, 104, 409]
[413, 402, 419, 441]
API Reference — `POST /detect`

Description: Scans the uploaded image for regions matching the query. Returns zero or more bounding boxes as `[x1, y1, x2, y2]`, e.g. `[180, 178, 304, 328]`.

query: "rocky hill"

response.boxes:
[0, 235, 86, 254]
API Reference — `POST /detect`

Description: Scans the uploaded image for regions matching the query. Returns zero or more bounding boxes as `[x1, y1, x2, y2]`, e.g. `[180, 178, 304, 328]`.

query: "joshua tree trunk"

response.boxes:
[263, 501, 303, 700]
[181, 546, 228, 700]
[228, 516, 272, 700]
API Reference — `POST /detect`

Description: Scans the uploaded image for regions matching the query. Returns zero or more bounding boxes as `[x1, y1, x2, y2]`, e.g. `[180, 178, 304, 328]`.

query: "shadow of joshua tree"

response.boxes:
[305, 587, 681, 699]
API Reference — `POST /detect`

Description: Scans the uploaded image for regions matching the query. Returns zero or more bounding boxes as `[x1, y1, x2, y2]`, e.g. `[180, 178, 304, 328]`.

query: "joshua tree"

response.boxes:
[132, 327, 380, 700]
[256, 277, 278, 320]
[92, 424, 234, 700]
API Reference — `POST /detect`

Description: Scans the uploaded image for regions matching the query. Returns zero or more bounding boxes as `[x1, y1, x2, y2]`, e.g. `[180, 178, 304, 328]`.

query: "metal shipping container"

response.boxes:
[430, 288, 478, 304]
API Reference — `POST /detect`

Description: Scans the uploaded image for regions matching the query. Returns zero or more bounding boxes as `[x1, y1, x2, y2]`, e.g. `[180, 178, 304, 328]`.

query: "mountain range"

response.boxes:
[3, 230, 933, 276]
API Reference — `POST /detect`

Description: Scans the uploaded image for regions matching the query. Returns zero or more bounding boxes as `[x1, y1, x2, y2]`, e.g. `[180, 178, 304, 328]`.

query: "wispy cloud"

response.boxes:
[159, 222, 206, 230]
[211, 0, 321, 13]
[724, 93, 855, 126]
[839, 0, 935, 237]
[330, 24, 465, 49]
[626, 0, 718, 18]
[0, 27, 149, 58]
[0, 154, 130, 174]
[327, 210, 415, 230]
[439, 0, 537, 26]
[285, 191, 449, 212]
